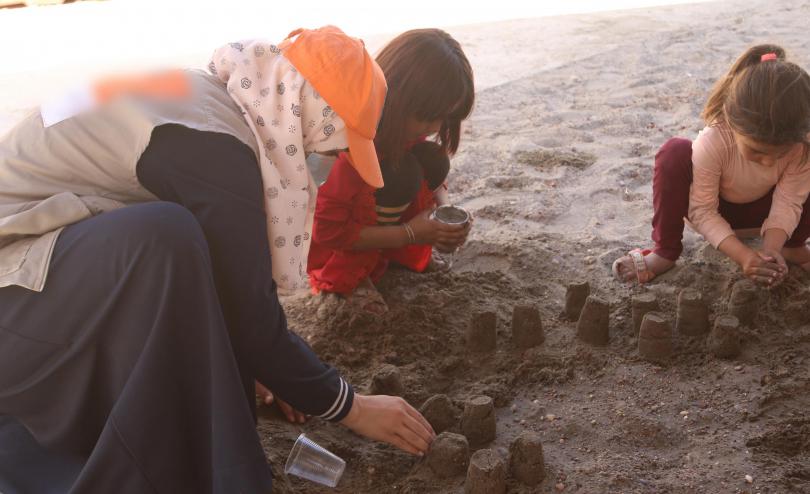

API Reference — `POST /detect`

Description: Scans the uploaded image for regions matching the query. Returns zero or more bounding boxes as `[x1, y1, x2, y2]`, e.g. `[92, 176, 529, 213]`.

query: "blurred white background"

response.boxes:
[0, 0, 710, 131]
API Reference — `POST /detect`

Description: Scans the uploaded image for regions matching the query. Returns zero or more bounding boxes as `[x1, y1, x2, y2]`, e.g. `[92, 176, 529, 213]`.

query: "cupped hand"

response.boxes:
[340, 394, 435, 456]
[741, 250, 785, 287]
[760, 248, 788, 287]
[435, 214, 473, 253]
[407, 210, 468, 250]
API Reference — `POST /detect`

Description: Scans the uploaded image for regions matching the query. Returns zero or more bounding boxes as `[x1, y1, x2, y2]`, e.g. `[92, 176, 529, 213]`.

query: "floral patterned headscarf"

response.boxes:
[210, 40, 347, 290]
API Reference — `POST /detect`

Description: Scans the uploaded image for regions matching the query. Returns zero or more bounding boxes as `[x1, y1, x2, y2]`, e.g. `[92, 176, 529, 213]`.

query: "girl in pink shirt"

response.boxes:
[614, 44, 810, 286]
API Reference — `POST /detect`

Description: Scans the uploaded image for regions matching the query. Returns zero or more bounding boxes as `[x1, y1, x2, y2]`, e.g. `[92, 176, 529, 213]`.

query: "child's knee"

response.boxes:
[655, 138, 693, 174]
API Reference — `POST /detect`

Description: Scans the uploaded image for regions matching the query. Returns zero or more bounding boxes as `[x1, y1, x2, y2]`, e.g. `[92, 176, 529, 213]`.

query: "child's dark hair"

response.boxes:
[374, 29, 474, 165]
[411, 141, 450, 190]
[702, 44, 810, 159]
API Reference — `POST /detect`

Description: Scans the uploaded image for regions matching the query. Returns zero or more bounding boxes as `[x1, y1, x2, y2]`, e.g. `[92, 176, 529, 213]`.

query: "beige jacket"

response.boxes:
[0, 70, 257, 291]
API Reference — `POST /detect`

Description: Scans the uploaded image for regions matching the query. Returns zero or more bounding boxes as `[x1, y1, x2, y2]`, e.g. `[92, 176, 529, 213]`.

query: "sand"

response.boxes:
[467, 311, 498, 353]
[426, 432, 470, 478]
[465, 449, 507, 494]
[3, 0, 810, 492]
[511, 305, 545, 349]
[269, 1, 810, 492]
[509, 430, 546, 486]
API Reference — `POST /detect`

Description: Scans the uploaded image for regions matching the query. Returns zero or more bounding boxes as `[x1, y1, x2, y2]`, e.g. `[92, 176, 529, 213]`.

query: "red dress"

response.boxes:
[307, 153, 436, 295]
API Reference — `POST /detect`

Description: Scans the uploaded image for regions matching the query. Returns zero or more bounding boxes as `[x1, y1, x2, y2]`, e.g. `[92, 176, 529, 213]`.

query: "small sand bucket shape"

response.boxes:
[284, 433, 346, 488]
[430, 205, 470, 226]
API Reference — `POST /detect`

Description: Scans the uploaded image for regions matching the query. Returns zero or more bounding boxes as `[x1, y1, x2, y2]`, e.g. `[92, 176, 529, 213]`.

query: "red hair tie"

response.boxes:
[760, 53, 778, 62]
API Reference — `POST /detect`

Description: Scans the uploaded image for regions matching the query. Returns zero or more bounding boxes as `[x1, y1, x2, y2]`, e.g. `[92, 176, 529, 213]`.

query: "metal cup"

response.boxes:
[429, 205, 470, 270]
[430, 205, 470, 226]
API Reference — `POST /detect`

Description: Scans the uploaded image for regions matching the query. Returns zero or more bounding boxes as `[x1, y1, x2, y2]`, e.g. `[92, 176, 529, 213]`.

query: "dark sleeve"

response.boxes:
[135, 124, 353, 422]
[410, 140, 450, 191]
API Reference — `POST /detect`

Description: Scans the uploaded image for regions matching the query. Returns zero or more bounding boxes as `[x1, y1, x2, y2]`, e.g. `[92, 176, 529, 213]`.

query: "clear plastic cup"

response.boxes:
[284, 433, 346, 488]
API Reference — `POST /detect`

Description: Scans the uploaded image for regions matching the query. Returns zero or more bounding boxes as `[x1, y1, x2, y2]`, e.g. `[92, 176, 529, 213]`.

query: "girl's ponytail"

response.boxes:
[702, 44, 810, 162]
[701, 44, 786, 125]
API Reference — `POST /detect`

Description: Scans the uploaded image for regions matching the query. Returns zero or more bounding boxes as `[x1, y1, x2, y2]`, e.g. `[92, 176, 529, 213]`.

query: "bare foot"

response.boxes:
[613, 251, 676, 283]
[346, 277, 389, 316]
[782, 245, 810, 271]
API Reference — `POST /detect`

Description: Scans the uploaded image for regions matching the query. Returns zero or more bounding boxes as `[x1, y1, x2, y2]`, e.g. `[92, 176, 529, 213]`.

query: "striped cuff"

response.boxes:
[317, 378, 354, 422]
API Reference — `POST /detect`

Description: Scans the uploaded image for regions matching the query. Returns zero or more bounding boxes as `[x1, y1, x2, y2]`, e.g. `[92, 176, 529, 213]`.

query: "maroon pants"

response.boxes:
[651, 138, 810, 261]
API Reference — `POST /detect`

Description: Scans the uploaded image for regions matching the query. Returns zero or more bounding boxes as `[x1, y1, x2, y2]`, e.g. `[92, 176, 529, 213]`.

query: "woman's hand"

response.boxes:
[255, 381, 308, 424]
[340, 394, 435, 456]
[741, 250, 786, 287]
[406, 210, 467, 251]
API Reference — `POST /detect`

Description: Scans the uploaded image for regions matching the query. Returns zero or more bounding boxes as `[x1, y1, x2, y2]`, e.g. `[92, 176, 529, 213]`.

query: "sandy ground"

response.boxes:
[269, 1, 810, 493]
[3, 0, 810, 492]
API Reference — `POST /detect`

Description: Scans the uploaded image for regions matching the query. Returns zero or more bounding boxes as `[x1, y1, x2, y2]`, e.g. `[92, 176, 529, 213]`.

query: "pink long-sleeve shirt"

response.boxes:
[688, 124, 810, 247]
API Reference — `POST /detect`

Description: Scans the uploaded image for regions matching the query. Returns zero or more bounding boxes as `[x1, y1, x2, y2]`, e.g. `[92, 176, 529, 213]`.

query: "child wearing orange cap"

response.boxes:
[308, 28, 475, 315]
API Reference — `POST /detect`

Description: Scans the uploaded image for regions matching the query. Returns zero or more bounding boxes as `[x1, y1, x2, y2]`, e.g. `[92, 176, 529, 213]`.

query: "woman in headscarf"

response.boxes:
[0, 26, 433, 493]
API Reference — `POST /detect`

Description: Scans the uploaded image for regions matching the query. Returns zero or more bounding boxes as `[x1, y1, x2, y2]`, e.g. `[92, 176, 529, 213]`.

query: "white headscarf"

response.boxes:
[210, 40, 347, 290]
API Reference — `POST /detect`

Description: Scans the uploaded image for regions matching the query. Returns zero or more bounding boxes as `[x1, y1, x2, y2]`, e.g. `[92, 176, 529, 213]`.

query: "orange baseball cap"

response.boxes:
[282, 26, 387, 188]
